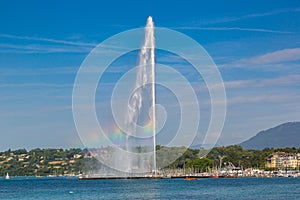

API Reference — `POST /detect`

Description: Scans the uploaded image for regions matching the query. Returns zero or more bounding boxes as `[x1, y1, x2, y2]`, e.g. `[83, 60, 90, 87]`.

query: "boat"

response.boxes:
[5, 173, 9, 180]
[184, 177, 197, 181]
[210, 175, 219, 178]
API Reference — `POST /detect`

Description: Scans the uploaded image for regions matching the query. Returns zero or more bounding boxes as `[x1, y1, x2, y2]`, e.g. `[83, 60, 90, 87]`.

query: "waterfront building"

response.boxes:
[265, 152, 300, 169]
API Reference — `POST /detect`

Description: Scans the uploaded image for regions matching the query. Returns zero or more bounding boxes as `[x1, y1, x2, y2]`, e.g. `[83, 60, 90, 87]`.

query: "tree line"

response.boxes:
[1, 145, 299, 176]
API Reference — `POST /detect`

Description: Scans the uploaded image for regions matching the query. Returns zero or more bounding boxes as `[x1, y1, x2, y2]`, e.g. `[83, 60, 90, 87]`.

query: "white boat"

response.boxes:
[5, 173, 9, 179]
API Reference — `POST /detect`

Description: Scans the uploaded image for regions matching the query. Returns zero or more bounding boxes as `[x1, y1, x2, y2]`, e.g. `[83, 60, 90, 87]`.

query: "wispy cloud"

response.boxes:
[0, 83, 74, 88]
[1, 66, 77, 77]
[227, 93, 299, 104]
[0, 33, 96, 47]
[201, 7, 300, 25]
[222, 48, 300, 69]
[0, 43, 92, 53]
[242, 48, 300, 65]
[0, 33, 98, 54]
[0, 105, 72, 117]
[0, 33, 132, 54]
[206, 74, 300, 91]
[171, 27, 293, 34]
[225, 74, 300, 89]
[255, 75, 300, 87]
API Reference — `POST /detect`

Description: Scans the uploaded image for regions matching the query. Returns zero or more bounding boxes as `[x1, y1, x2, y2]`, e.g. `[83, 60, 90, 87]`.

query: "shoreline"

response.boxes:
[2, 174, 300, 180]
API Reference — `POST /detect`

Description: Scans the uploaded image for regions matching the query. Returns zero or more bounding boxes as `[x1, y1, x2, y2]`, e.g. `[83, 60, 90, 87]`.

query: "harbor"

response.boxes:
[78, 168, 300, 180]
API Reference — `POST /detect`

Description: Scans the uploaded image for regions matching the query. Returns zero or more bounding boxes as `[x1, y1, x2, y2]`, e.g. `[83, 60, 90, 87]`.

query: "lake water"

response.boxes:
[0, 177, 299, 199]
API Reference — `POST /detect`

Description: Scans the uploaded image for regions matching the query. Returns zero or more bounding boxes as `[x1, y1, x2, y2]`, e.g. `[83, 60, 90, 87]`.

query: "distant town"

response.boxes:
[1, 145, 300, 178]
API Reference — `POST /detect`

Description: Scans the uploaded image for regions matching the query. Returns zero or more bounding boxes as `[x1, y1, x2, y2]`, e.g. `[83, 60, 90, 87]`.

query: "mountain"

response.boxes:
[190, 143, 222, 149]
[240, 122, 300, 150]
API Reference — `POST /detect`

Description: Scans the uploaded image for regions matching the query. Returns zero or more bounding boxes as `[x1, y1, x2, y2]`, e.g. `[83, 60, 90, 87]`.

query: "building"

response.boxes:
[265, 152, 300, 169]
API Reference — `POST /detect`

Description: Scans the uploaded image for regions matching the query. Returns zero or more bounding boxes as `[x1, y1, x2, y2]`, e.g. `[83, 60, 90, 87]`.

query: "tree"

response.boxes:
[186, 158, 213, 172]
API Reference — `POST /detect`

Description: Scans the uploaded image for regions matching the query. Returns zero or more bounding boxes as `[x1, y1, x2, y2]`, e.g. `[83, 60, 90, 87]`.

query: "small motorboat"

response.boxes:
[184, 177, 197, 181]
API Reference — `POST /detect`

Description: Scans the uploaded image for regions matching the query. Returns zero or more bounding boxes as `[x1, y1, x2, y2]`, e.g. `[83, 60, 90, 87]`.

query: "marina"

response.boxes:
[77, 169, 300, 180]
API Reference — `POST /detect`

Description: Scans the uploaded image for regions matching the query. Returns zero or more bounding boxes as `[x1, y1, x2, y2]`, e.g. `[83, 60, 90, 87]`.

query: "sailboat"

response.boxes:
[5, 173, 9, 179]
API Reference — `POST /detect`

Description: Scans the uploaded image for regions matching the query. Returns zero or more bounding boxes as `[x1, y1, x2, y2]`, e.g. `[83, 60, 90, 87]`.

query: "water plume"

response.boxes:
[124, 16, 156, 175]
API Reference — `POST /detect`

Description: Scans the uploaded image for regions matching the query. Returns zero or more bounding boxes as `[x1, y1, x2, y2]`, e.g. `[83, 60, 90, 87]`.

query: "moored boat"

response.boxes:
[184, 177, 197, 181]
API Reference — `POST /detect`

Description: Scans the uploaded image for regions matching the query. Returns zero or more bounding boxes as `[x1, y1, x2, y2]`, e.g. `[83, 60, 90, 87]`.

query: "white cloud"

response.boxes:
[228, 93, 299, 104]
[0, 83, 73, 88]
[224, 74, 300, 89]
[1, 66, 77, 77]
[0, 43, 92, 53]
[0, 33, 96, 47]
[222, 48, 300, 69]
[246, 48, 300, 65]
[172, 27, 293, 34]
[224, 79, 255, 89]
[199, 7, 300, 25]
[256, 74, 300, 87]
[0, 37, 130, 54]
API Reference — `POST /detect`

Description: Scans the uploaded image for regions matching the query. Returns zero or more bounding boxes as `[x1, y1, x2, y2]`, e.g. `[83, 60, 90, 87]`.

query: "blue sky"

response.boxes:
[0, 0, 300, 150]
